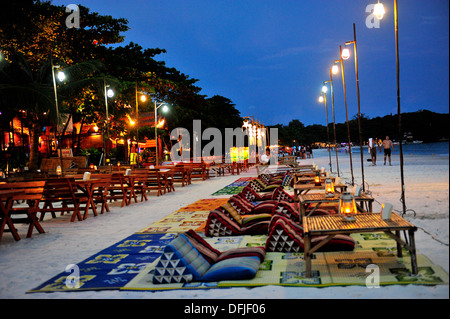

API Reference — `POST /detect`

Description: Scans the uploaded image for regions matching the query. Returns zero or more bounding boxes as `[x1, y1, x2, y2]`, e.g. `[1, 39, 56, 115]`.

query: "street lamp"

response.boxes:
[324, 66, 340, 177]
[154, 101, 169, 166]
[318, 90, 332, 173]
[135, 82, 148, 159]
[51, 58, 66, 175]
[335, 45, 355, 186]
[344, 23, 366, 192]
[373, 0, 406, 216]
[374, 1, 386, 19]
[103, 79, 114, 165]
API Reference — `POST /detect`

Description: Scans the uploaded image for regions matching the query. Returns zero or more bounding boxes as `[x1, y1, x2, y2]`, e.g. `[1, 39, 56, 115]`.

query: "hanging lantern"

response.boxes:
[339, 192, 357, 221]
[314, 171, 321, 186]
[56, 165, 62, 176]
[325, 178, 335, 197]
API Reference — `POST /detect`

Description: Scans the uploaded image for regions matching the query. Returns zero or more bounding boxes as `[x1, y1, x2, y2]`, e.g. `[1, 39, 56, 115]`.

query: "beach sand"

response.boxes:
[0, 149, 448, 299]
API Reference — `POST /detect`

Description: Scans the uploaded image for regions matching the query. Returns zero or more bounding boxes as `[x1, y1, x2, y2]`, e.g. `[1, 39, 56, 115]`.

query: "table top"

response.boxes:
[0, 189, 26, 199]
[304, 212, 416, 234]
[298, 192, 373, 202]
[294, 183, 347, 190]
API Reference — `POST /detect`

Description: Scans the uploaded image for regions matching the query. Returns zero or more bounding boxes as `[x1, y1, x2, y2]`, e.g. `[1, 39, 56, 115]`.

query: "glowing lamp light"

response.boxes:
[57, 71, 66, 82]
[318, 96, 324, 103]
[332, 65, 339, 75]
[107, 88, 114, 98]
[162, 104, 169, 113]
[325, 178, 335, 197]
[314, 171, 321, 186]
[341, 48, 351, 60]
[373, 2, 386, 20]
[93, 124, 99, 132]
[56, 165, 62, 176]
[339, 192, 358, 221]
[140, 94, 147, 102]
[322, 85, 328, 93]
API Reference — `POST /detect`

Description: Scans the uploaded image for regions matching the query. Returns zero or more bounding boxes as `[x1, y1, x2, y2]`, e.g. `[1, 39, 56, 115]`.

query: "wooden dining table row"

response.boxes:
[0, 165, 195, 242]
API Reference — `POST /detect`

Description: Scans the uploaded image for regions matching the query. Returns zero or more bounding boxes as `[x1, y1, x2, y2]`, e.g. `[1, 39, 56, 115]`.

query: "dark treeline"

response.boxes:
[271, 110, 449, 147]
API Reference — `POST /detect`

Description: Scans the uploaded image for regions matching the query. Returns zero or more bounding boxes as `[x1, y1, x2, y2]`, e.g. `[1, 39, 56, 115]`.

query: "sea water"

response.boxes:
[311, 141, 449, 158]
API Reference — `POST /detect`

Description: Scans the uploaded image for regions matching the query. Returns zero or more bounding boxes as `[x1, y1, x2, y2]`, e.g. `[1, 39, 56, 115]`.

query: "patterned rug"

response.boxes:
[122, 233, 449, 291]
[28, 230, 449, 293]
[211, 177, 255, 196]
[27, 190, 449, 293]
[28, 232, 178, 292]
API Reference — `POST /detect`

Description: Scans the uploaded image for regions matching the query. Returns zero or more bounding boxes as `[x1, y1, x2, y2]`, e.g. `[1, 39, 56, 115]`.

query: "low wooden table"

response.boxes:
[297, 192, 374, 218]
[293, 183, 348, 199]
[303, 213, 418, 278]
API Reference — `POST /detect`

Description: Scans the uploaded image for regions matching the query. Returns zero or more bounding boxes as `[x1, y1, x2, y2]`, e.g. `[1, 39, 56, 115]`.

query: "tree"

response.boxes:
[0, 50, 105, 170]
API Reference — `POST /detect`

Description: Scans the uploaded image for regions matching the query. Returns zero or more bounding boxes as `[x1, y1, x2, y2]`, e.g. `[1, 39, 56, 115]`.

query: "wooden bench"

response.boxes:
[179, 162, 209, 181]
[92, 173, 134, 207]
[156, 165, 190, 187]
[0, 181, 46, 240]
[39, 178, 87, 222]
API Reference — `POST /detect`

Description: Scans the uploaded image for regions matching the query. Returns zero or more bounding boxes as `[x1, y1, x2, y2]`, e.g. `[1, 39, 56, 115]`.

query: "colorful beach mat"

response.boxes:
[28, 230, 448, 293]
[122, 233, 449, 291]
[28, 233, 178, 293]
[211, 177, 255, 196]
[27, 181, 449, 294]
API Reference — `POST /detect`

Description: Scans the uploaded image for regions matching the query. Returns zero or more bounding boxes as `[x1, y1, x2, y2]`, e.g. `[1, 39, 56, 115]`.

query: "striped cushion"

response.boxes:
[215, 246, 266, 263]
[184, 229, 221, 264]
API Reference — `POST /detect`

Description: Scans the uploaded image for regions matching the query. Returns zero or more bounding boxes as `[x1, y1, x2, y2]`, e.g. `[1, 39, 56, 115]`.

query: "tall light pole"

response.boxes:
[104, 78, 114, 165]
[343, 23, 366, 191]
[51, 58, 65, 175]
[373, 0, 406, 215]
[135, 83, 147, 161]
[325, 66, 340, 176]
[319, 89, 332, 173]
[335, 46, 354, 185]
[154, 101, 168, 166]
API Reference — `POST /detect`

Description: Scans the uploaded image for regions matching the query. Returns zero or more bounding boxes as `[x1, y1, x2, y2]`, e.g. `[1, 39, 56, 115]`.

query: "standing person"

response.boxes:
[382, 136, 395, 166]
[368, 137, 377, 166]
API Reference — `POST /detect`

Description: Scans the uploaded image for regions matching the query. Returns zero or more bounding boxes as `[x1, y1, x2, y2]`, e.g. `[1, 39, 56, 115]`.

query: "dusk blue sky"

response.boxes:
[52, 0, 449, 126]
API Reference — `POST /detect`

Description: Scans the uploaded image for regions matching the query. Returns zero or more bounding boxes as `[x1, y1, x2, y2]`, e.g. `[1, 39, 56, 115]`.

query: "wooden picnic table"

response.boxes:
[0, 189, 26, 241]
[72, 178, 106, 219]
[297, 192, 374, 219]
[0, 181, 46, 241]
[303, 212, 418, 278]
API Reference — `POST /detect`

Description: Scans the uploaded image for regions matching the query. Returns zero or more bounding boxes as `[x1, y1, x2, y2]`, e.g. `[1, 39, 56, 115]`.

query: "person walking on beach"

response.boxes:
[368, 137, 377, 165]
[382, 136, 395, 166]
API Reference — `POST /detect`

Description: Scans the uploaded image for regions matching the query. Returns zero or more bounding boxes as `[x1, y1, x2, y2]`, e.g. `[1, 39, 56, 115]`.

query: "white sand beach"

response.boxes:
[0, 149, 448, 300]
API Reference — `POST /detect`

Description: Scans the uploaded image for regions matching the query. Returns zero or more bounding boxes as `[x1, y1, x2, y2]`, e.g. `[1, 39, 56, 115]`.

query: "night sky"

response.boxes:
[51, 0, 449, 127]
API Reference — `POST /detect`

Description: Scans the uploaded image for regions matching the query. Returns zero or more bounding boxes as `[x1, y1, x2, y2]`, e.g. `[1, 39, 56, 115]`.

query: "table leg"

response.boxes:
[304, 233, 312, 278]
[0, 198, 21, 241]
[395, 230, 403, 258]
[408, 229, 418, 275]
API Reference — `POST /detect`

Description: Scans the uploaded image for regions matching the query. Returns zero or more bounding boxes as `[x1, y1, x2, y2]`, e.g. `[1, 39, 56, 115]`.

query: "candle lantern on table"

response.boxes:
[314, 171, 321, 186]
[325, 178, 335, 197]
[339, 192, 357, 221]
